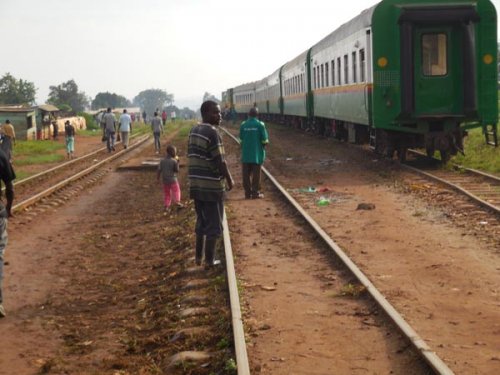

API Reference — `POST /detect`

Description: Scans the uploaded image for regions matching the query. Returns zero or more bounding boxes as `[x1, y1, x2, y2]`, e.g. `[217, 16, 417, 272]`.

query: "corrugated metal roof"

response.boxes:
[38, 104, 59, 112]
[0, 106, 36, 113]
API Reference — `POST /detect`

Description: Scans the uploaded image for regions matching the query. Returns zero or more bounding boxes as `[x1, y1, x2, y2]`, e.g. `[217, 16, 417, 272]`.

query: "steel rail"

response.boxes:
[405, 150, 500, 215]
[12, 134, 149, 213]
[222, 127, 455, 375]
[407, 149, 500, 182]
[400, 164, 499, 215]
[6, 132, 144, 190]
[222, 210, 250, 375]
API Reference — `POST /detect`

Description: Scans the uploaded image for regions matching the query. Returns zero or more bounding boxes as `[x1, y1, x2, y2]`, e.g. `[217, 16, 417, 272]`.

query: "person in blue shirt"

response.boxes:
[239, 107, 269, 199]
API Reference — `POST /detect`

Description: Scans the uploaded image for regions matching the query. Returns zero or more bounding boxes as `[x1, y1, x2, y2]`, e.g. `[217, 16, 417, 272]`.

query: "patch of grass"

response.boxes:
[337, 283, 366, 298]
[216, 337, 230, 350]
[14, 153, 64, 166]
[451, 127, 500, 174]
[14, 140, 63, 154]
[224, 358, 237, 373]
[76, 129, 101, 137]
[12, 140, 65, 168]
[131, 122, 151, 136]
[14, 170, 32, 180]
[164, 120, 195, 138]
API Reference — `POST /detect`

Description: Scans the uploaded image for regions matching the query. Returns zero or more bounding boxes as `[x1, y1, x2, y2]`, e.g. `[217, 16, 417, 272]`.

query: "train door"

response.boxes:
[413, 27, 462, 116]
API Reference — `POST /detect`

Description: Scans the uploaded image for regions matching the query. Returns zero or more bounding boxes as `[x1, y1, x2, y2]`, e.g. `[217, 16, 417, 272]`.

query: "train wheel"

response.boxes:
[440, 150, 451, 164]
[397, 147, 408, 162]
[426, 146, 435, 159]
[386, 147, 396, 159]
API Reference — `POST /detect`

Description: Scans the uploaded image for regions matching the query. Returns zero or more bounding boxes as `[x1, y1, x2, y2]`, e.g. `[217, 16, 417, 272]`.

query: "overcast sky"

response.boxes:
[1, 0, 499, 110]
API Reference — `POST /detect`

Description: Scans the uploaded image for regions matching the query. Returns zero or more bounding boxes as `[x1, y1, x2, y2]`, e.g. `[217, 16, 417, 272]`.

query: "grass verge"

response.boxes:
[451, 127, 500, 174]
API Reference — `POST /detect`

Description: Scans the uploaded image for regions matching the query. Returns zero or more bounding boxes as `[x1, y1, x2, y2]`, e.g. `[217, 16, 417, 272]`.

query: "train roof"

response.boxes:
[232, 81, 257, 93]
[311, 3, 378, 52]
[282, 49, 309, 71]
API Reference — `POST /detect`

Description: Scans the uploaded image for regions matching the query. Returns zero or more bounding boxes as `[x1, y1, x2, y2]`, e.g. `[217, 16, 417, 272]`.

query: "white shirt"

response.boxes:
[119, 113, 132, 132]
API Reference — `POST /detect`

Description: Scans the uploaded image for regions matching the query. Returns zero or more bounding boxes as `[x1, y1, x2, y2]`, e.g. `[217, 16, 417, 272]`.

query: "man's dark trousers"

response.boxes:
[242, 163, 262, 198]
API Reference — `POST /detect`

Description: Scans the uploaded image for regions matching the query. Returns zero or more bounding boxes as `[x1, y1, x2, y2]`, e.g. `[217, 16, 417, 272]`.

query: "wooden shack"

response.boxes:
[36, 104, 59, 140]
[0, 106, 37, 140]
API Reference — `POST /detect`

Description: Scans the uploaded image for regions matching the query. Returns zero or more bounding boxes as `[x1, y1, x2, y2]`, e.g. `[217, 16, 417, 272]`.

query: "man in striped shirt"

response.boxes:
[188, 100, 234, 267]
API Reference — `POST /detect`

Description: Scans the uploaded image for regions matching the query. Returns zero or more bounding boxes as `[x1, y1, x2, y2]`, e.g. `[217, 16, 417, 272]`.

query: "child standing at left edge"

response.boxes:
[157, 145, 183, 212]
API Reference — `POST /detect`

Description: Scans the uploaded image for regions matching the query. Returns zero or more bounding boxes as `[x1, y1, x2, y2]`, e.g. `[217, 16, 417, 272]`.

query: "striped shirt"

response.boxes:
[188, 123, 226, 201]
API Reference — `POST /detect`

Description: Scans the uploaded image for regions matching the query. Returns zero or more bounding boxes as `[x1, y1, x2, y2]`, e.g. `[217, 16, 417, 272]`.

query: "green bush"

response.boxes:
[78, 112, 99, 130]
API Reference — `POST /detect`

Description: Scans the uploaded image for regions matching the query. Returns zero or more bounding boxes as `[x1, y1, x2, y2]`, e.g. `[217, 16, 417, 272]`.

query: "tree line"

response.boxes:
[0, 72, 206, 117]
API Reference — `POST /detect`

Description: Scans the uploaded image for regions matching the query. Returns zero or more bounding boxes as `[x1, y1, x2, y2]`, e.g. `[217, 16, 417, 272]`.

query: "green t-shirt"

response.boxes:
[239, 117, 269, 164]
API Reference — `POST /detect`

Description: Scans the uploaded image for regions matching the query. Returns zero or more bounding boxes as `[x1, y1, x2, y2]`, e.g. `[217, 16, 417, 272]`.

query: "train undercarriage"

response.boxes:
[258, 113, 467, 163]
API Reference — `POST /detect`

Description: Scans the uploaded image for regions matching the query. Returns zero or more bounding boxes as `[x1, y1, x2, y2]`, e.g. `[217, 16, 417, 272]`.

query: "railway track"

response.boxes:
[221, 126, 454, 374]
[11, 134, 150, 214]
[404, 150, 500, 215]
[6, 124, 495, 373]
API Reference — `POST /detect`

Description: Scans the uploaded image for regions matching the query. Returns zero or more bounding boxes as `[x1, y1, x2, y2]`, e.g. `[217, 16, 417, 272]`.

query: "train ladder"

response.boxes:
[369, 128, 377, 150]
[484, 124, 498, 147]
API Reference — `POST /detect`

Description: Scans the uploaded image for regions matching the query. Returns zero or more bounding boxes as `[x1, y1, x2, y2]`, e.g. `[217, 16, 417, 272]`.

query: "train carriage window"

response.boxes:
[360, 49, 365, 82]
[317, 67, 321, 89]
[325, 63, 329, 87]
[320, 64, 324, 88]
[337, 57, 341, 86]
[422, 33, 447, 76]
[344, 55, 349, 84]
[352, 51, 357, 83]
[331, 60, 335, 86]
[313, 67, 317, 89]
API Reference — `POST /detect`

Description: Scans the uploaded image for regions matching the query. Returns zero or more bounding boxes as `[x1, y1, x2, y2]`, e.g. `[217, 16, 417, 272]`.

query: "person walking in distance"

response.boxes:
[239, 107, 269, 199]
[64, 120, 76, 159]
[161, 110, 167, 126]
[119, 109, 132, 149]
[103, 107, 117, 152]
[0, 120, 16, 162]
[52, 121, 59, 141]
[157, 145, 183, 212]
[188, 100, 234, 268]
[0, 148, 15, 317]
[151, 111, 164, 154]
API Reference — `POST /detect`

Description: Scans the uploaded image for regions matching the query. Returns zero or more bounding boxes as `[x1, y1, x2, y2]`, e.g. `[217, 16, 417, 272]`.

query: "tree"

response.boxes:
[133, 89, 174, 116]
[202, 92, 220, 104]
[91, 92, 132, 110]
[0, 73, 37, 105]
[47, 79, 88, 113]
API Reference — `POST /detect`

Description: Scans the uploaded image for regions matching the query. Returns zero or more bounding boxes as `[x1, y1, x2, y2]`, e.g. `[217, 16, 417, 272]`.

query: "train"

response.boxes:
[222, 0, 498, 162]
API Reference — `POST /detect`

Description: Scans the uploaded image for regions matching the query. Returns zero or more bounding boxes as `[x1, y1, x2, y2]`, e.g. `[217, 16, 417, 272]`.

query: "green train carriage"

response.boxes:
[308, 0, 498, 159]
[227, 0, 498, 161]
[370, 0, 498, 160]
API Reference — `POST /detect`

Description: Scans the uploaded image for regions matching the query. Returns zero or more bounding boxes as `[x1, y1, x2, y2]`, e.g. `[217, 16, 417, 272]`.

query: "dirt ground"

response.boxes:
[223, 123, 500, 375]
[0, 135, 233, 374]
[1, 125, 499, 374]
